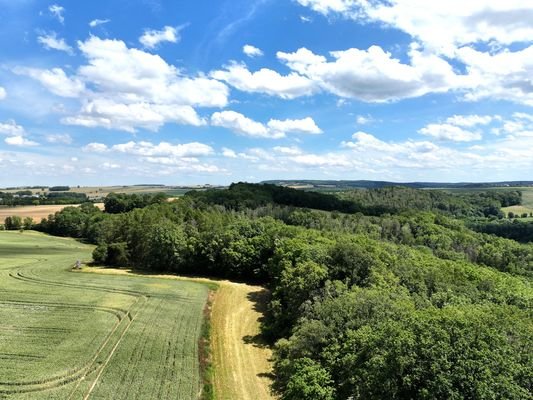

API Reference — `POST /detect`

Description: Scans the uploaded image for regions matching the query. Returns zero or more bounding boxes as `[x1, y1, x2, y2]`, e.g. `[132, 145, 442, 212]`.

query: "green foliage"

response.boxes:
[282, 358, 335, 400]
[104, 192, 167, 214]
[36, 184, 533, 399]
[4, 215, 22, 230]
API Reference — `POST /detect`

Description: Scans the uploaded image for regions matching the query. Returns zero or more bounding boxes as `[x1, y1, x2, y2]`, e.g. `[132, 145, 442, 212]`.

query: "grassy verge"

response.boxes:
[199, 289, 217, 400]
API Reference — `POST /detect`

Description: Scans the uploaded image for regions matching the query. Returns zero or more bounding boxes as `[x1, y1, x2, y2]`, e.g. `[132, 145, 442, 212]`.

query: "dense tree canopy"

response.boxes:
[35, 185, 533, 399]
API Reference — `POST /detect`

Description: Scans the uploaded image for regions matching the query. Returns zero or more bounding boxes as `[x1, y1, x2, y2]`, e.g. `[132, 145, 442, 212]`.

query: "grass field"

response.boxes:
[0, 231, 208, 399]
[0, 204, 104, 224]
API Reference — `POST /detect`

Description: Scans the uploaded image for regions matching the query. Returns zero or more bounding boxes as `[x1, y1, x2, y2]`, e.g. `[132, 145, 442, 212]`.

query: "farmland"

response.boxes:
[0, 231, 209, 399]
[0, 204, 105, 224]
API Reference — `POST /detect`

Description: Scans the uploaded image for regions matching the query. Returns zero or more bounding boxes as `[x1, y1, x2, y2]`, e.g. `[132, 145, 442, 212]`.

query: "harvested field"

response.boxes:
[0, 204, 104, 223]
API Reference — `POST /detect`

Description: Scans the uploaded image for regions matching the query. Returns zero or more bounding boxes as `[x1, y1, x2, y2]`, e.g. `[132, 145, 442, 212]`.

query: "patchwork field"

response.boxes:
[0, 231, 208, 399]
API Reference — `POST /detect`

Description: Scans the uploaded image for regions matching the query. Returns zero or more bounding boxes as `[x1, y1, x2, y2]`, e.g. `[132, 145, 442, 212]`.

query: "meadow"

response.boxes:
[0, 231, 209, 400]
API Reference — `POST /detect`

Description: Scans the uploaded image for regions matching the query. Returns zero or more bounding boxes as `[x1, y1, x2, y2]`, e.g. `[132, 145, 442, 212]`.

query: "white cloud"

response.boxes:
[139, 26, 181, 49]
[211, 110, 271, 138]
[37, 36, 229, 132]
[445, 114, 493, 127]
[273, 146, 303, 155]
[45, 133, 72, 144]
[210, 62, 317, 99]
[77, 37, 228, 108]
[419, 123, 482, 142]
[37, 32, 73, 54]
[62, 99, 204, 133]
[111, 141, 213, 157]
[243, 44, 264, 57]
[89, 19, 110, 28]
[211, 111, 321, 138]
[297, 1, 533, 55]
[0, 120, 25, 136]
[102, 162, 120, 169]
[456, 45, 533, 107]
[222, 147, 238, 158]
[5, 135, 39, 147]
[0, 87, 5, 100]
[13, 67, 85, 98]
[83, 140, 213, 159]
[277, 45, 461, 102]
[83, 142, 109, 153]
[267, 117, 322, 135]
[49, 4, 65, 24]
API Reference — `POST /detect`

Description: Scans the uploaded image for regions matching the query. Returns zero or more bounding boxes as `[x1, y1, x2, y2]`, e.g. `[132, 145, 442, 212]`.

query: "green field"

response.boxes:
[0, 231, 208, 399]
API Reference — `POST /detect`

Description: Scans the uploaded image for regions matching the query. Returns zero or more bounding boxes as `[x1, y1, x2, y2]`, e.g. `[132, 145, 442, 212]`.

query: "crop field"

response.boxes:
[0, 231, 208, 399]
[0, 204, 105, 224]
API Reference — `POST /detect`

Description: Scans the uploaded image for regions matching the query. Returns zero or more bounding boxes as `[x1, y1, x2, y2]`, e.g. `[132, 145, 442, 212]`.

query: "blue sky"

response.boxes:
[0, 0, 532, 186]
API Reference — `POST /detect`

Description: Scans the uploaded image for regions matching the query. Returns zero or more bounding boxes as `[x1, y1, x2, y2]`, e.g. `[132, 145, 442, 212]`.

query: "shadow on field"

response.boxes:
[242, 289, 271, 350]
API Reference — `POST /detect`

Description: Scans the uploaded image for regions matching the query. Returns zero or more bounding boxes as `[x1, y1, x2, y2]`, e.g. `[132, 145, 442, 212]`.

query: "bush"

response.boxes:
[92, 244, 108, 264]
[4, 216, 22, 230]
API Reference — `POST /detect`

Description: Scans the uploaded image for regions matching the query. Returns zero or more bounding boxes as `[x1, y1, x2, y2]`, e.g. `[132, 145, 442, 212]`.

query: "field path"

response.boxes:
[211, 282, 275, 400]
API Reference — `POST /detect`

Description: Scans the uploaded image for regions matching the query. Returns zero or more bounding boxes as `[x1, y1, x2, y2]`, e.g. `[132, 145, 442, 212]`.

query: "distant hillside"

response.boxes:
[261, 180, 533, 190]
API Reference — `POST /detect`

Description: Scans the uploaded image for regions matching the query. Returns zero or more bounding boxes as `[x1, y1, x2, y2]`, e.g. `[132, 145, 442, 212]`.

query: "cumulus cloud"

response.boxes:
[14, 67, 85, 98]
[139, 26, 181, 49]
[82, 140, 221, 174]
[445, 115, 493, 127]
[243, 44, 264, 57]
[0, 87, 5, 100]
[111, 141, 214, 157]
[210, 62, 317, 99]
[292, 1, 533, 106]
[296, 1, 533, 55]
[89, 19, 110, 28]
[419, 124, 482, 142]
[277, 45, 461, 102]
[37, 32, 73, 54]
[15, 36, 228, 132]
[49, 4, 65, 24]
[5, 135, 39, 147]
[0, 120, 26, 136]
[211, 110, 271, 138]
[456, 45, 533, 106]
[222, 147, 238, 158]
[211, 111, 321, 138]
[267, 117, 322, 135]
[62, 99, 204, 133]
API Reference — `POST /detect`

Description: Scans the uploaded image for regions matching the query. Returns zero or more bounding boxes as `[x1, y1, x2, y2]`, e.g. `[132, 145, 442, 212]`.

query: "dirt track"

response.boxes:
[211, 282, 275, 400]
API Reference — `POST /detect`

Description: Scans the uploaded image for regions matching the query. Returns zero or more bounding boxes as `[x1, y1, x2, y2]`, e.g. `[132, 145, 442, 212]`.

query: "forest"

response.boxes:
[23, 183, 533, 399]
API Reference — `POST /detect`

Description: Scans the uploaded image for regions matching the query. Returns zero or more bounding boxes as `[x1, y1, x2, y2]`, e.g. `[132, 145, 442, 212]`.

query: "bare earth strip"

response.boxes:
[81, 267, 276, 400]
[0, 203, 104, 223]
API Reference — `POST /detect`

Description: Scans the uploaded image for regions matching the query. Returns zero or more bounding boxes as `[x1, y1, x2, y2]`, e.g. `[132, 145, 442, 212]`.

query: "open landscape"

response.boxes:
[1, 1, 532, 399]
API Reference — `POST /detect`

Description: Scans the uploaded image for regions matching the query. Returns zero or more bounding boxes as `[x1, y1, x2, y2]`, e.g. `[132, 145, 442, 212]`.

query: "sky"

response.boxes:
[0, 0, 532, 186]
